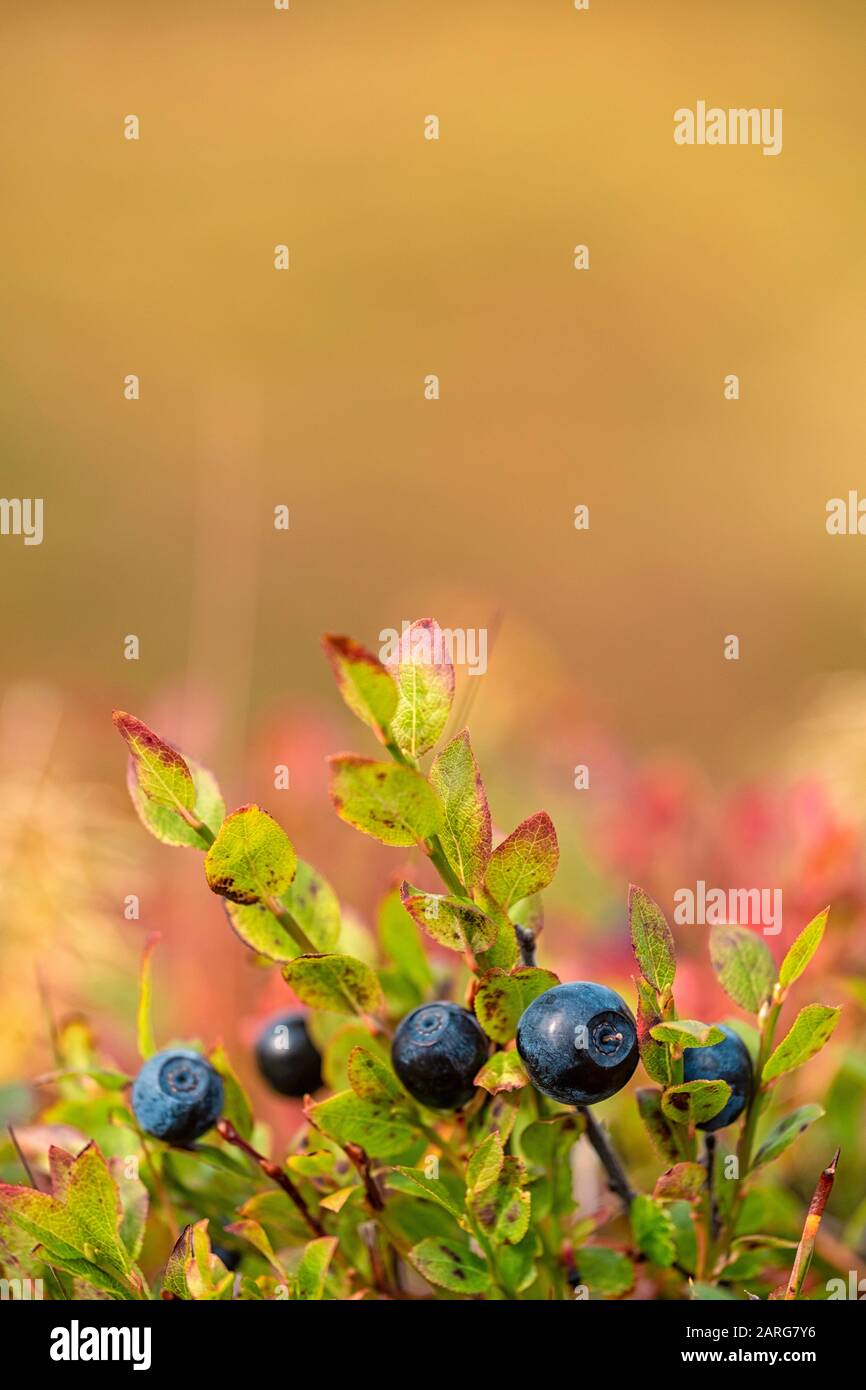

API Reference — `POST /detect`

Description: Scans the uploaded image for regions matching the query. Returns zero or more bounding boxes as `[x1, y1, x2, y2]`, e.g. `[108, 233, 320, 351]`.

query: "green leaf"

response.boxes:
[474, 904, 520, 973]
[293, 1236, 338, 1300]
[113, 711, 195, 816]
[409, 1237, 490, 1294]
[650, 1020, 726, 1050]
[136, 933, 159, 1061]
[208, 1042, 254, 1141]
[204, 804, 297, 905]
[498, 1229, 540, 1296]
[473, 966, 559, 1043]
[473, 1051, 528, 1095]
[631, 1193, 676, 1267]
[466, 1132, 504, 1196]
[309, 1090, 420, 1160]
[226, 1218, 286, 1279]
[575, 1246, 634, 1297]
[400, 883, 497, 955]
[346, 1047, 409, 1106]
[328, 756, 442, 847]
[752, 1105, 826, 1170]
[709, 924, 776, 1014]
[653, 1162, 707, 1202]
[392, 1168, 467, 1225]
[467, 1155, 531, 1246]
[224, 860, 340, 962]
[471, 1089, 522, 1147]
[111, 1158, 148, 1263]
[0, 1142, 141, 1299]
[429, 731, 492, 890]
[383, 618, 455, 758]
[321, 634, 398, 740]
[484, 812, 559, 910]
[377, 887, 433, 996]
[520, 1112, 583, 1166]
[635, 977, 668, 1085]
[762, 1004, 841, 1083]
[629, 885, 675, 992]
[127, 756, 224, 851]
[282, 953, 385, 1019]
[322, 1024, 390, 1092]
[779, 908, 830, 990]
[662, 1080, 731, 1127]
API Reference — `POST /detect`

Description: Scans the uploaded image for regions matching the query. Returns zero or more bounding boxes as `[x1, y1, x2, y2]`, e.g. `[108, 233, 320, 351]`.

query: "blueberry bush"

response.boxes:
[0, 620, 846, 1300]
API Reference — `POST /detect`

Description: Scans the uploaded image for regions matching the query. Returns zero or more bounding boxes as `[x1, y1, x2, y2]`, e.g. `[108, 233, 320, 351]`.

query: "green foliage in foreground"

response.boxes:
[0, 620, 846, 1301]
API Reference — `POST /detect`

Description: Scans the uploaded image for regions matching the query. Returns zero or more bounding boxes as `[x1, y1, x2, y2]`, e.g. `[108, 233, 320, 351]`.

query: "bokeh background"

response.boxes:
[1, 0, 865, 1269]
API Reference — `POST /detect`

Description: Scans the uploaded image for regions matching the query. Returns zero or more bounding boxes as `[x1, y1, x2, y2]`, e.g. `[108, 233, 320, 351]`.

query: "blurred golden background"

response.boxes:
[1, 1, 864, 1231]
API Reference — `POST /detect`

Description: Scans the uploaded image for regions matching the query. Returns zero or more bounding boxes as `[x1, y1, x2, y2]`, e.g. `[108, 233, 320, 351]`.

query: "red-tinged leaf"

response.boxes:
[113, 711, 196, 816]
[383, 618, 455, 758]
[629, 885, 676, 993]
[321, 634, 398, 740]
[484, 812, 559, 910]
[399, 882, 498, 955]
[654, 1162, 707, 1202]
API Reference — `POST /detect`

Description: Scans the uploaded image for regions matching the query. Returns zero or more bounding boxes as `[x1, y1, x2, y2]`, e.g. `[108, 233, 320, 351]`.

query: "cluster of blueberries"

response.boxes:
[131, 980, 752, 1146]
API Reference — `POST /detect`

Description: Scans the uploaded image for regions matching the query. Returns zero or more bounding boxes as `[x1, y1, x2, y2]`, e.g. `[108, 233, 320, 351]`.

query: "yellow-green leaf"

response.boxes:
[328, 756, 442, 847]
[113, 711, 195, 817]
[474, 1051, 529, 1095]
[429, 731, 492, 890]
[322, 634, 398, 740]
[629, 885, 676, 993]
[205, 804, 297, 905]
[127, 756, 224, 851]
[283, 953, 385, 1018]
[225, 860, 340, 961]
[650, 1021, 726, 1050]
[779, 908, 829, 991]
[709, 924, 776, 1014]
[399, 883, 497, 955]
[383, 618, 455, 758]
[409, 1236, 490, 1294]
[661, 1079, 731, 1127]
[484, 812, 559, 911]
[762, 1004, 841, 1083]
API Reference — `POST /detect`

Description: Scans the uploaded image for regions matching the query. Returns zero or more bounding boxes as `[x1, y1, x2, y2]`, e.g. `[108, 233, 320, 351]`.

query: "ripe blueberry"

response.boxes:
[516, 981, 639, 1105]
[682, 1023, 752, 1131]
[131, 1048, 224, 1145]
[255, 1011, 323, 1098]
[391, 1002, 489, 1110]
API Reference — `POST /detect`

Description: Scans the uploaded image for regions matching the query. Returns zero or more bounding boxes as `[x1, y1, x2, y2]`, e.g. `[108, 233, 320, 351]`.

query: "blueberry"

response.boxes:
[682, 1024, 752, 1131]
[131, 1048, 224, 1145]
[516, 982, 639, 1106]
[255, 1011, 323, 1098]
[391, 1002, 489, 1110]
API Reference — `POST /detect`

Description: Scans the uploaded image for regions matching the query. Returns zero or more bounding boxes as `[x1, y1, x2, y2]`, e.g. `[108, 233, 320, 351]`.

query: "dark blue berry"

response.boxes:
[131, 1048, 224, 1145]
[516, 982, 639, 1105]
[392, 1002, 489, 1110]
[682, 1023, 752, 1131]
[255, 1011, 323, 1098]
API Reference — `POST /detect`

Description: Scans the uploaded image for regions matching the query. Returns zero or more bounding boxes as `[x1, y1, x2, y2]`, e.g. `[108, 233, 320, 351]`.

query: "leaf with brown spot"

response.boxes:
[484, 812, 559, 911]
[629, 885, 676, 992]
[328, 756, 442, 847]
[653, 1162, 707, 1202]
[204, 804, 297, 905]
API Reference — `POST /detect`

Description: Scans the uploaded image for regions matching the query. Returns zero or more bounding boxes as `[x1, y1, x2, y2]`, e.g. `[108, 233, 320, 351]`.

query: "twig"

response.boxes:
[578, 1108, 636, 1207]
[705, 1133, 720, 1241]
[344, 1142, 385, 1211]
[784, 1149, 840, 1300]
[216, 1119, 325, 1237]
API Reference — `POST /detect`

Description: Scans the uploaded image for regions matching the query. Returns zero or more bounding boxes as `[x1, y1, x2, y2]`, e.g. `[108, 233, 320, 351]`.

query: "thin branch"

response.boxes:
[784, 1149, 840, 1300]
[578, 1107, 636, 1207]
[344, 1142, 385, 1211]
[216, 1118, 325, 1237]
